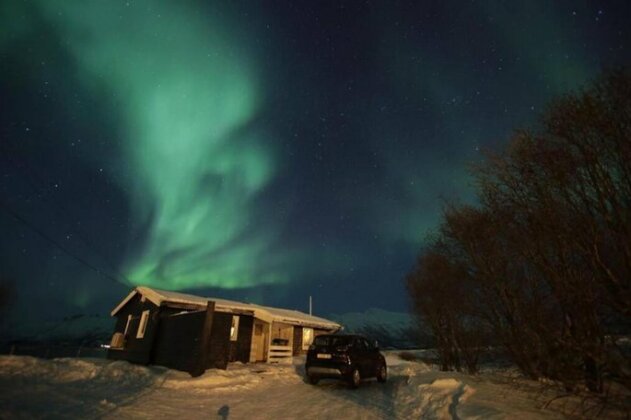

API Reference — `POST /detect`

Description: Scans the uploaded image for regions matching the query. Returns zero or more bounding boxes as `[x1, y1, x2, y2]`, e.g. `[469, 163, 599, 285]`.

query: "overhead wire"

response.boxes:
[0, 199, 125, 286]
[1, 142, 131, 286]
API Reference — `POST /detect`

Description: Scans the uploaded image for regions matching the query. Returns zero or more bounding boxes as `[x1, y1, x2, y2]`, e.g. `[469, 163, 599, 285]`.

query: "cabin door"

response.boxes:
[252, 320, 269, 362]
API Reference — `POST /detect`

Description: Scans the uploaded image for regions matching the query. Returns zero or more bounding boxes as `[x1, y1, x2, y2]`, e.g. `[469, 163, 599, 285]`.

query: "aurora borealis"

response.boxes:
[1, 1, 630, 325]
[32, 1, 284, 290]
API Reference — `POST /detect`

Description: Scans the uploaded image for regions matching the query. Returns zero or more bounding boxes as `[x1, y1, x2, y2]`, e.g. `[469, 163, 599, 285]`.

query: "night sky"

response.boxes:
[1, 1, 630, 328]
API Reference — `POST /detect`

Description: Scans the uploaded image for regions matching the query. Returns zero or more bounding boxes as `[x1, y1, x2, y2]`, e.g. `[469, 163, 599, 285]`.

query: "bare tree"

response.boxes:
[407, 240, 488, 374]
[407, 69, 631, 394]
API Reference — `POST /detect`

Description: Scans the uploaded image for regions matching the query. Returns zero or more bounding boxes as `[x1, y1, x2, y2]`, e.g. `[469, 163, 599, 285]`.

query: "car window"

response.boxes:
[364, 338, 374, 350]
[354, 338, 367, 351]
[314, 336, 352, 347]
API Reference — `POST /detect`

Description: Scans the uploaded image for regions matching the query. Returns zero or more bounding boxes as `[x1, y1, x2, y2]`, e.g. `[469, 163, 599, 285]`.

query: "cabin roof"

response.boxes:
[111, 286, 341, 330]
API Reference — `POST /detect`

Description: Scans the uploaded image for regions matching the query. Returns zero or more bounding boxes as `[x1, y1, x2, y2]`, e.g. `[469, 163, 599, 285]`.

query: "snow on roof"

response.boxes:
[111, 286, 341, 330]
[257, 305, 341, 330]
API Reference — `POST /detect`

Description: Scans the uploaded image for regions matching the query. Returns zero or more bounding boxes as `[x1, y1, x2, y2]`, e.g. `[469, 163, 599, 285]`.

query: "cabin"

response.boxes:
[107, 286, 341, 376]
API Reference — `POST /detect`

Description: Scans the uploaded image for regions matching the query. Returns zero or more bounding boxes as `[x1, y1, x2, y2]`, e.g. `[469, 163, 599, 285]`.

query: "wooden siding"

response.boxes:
[205, 311, 231, 370]
[271, 322, 293, 347]
[151, 310, 205, 373]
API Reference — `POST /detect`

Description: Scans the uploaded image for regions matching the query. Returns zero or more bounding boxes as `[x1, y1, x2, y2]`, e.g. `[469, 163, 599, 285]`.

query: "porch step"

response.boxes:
[268, 345, 293, 363]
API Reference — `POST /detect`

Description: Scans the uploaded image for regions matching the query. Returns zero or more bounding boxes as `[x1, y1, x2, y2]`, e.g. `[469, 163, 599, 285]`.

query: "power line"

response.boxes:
[2, 142, 132, 284]
[0, 200, 126, 286]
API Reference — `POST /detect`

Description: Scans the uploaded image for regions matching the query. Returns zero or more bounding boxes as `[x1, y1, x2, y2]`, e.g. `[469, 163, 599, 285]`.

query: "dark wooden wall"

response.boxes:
[206, 311, 231, 369]
[152, 308, 237, 373]
[151, 310, 205, 373]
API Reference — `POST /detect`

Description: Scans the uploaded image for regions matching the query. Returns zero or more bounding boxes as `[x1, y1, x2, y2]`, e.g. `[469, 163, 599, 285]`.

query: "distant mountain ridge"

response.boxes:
[2, 308, 431, 349]
[329, 308, 414, 331]
[3, 314, 114, 345]
[329, 308, 430, 349]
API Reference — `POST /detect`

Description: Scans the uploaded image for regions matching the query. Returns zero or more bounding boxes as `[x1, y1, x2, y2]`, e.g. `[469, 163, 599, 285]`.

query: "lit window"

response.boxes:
[137, 310, 150, 339]
[302, 328, 314, 350]
[230, 315, 240, 341]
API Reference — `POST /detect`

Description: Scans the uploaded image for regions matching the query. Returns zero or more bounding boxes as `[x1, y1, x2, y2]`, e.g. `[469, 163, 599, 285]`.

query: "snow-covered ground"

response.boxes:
[0, 352, 624, 419]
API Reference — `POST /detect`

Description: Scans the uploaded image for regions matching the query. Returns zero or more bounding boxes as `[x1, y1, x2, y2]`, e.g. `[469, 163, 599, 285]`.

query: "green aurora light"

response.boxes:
[33, 1, 284, 290]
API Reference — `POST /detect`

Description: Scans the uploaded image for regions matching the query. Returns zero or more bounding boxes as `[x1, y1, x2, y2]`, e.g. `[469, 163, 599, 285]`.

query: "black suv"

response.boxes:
[305, 334, 387, 388]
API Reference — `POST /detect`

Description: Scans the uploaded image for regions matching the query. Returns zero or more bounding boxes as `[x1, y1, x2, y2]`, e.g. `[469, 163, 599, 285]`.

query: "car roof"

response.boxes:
[317, 333, 365, 339]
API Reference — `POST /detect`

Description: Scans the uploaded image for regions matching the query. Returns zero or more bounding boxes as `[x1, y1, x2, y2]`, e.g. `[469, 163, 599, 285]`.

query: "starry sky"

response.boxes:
[1, 0, 630, 328]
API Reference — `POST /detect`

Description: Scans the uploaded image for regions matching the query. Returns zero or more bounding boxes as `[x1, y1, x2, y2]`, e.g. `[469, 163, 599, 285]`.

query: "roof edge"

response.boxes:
[110, 289, 138, 317]
[110, 286, 165, 316]
[110, 286, 341, 330]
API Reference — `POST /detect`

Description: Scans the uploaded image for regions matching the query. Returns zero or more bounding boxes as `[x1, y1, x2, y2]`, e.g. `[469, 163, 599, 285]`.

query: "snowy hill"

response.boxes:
[330, 308, 414, 332]
[3, 314, 114, 345]
[329, 308, 431, 349]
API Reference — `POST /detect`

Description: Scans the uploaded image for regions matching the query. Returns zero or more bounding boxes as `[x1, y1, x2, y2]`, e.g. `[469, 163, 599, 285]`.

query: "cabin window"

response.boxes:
[137, 310, 150, 339]
[302, 327, 314, 350]
[230, 315, 240, 341]
[123, 315, 132, 336]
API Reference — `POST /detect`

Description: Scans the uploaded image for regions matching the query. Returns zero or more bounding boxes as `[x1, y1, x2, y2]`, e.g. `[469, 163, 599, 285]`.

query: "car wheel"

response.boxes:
[308, 375, 319, 385]
[349, 368, 361, 389]
[377, 364, 387, 383]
